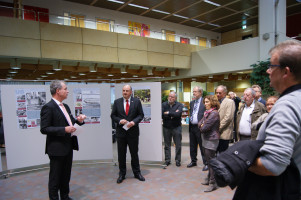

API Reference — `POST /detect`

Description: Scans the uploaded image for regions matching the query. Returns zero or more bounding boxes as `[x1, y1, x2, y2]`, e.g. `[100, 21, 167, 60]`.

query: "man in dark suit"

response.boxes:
[111, 84, 145, 184]
[187, 86, 207, 170]
[40, 80, 86, 200]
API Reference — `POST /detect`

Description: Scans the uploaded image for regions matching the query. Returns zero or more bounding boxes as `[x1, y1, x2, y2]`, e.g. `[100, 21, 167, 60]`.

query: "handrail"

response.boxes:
[0, 5, 209, 46]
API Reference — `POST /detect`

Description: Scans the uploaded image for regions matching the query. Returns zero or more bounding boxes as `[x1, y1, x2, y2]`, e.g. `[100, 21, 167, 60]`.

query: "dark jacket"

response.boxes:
[198, 110, 220, 140]
[111, 97, 144, 138]
[210, 140, 264, 189]
[40, 99, 84, 156]
[162, 101, 183, 128]
[189, 98, 205, 130]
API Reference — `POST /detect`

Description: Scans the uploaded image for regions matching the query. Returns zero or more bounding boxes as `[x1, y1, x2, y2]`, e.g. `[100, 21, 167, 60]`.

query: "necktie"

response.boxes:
[60, 103, 73, 126]
[190, 100, 199, 122]
[125, 100, 129, 116]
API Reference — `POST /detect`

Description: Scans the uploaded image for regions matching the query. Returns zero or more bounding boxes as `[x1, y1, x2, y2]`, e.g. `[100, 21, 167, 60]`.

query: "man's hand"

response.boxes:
[127, 121, 135, 128]
[77, 114, 86, 123]
[65, 126, 76, 134]
[120, 119, 128, 125]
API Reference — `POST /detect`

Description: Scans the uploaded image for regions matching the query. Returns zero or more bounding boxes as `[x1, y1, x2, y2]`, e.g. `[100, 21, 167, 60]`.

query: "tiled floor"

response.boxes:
[0, 126, 235, 200]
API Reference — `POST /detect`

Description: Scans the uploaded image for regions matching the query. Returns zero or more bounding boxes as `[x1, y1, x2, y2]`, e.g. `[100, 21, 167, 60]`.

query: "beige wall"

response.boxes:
[0, 16, 195, 69]
[221, 24, 258, 45]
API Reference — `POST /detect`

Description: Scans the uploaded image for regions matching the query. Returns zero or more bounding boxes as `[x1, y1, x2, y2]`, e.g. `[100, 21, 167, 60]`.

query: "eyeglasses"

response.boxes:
[267, 64, 282, 69]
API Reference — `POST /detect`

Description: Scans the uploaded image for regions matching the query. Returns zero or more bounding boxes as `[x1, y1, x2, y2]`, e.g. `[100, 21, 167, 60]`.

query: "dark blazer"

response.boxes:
[111, 97, 144, 138]
[162, 101, 183, 129]
[189, 98, 205, 128]
[199, 110, 220, 140]
[40, 99, 83, 156]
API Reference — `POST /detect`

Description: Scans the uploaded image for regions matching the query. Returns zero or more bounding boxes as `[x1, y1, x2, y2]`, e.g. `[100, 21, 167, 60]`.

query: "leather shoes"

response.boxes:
[187, 162, 197, 168]
[176, 161, 181, 167]
[164, 161, 171, 166]
[202, 165, 209, 171]
[134, 173, 145, 181]
[117, 175, 125, 184]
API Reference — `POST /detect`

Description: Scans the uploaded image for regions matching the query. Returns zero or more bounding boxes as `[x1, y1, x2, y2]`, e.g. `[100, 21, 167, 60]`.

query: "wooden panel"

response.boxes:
[165, 30, 175, 42]
[198, 37, 207, 47]
[70, 14, 85, 28]
[96, 18, 110, 31]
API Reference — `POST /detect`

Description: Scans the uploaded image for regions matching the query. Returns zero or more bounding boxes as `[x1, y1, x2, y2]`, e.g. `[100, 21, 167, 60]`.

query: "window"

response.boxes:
[162, 30, 175, 42]
[70, 14, 85, 28]
[211, 39, 217, 47]
[96, 18, 110, 31]
[197, 37, 207, 47]
[180, 37, 190, 44]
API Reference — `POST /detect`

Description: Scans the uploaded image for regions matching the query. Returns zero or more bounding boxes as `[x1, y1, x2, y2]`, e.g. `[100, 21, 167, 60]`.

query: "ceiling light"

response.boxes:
[209, 75, 213, 78]
[41, 75, 48, 77]
[8, 70, 18, 73]
[171, 71, 176, 77]
[204, 0, 221, 7]
[224, 74, 228, 79]
[70, 76, 77, 79]
[238, 75, 242, 80]
[36, 77, 42, 80]
[173, 14, 189, 19]
[89, 64, 97, 72]
[208, 23, 220, 27]
[120, 77, 126, 79]
[133, 75, 138, 78]
[152, 9, 170, 15]
[64, 78, 69, 81]
[191, 78, 196, 81]
[53, 61, 62, 71]
[107, 74, 114, 77]
[46, 71, 54, 75]
[120, 66, 127, 74]
[147, 69, 153, 76]
[191, 19, 205, 23]
[242, 25, 247, 29]
[128, 3, 149, 9]
[78, 73, 86, 76]
[107, 0, 124, 4]
[10, 59, 21, 69]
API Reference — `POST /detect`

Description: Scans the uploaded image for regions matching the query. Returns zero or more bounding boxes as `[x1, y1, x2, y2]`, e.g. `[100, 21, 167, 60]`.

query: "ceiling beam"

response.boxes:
[140, 0, 170, 16]
[116, 0, 134, 11]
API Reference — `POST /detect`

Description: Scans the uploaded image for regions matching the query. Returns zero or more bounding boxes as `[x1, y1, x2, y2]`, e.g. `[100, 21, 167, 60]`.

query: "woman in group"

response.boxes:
[251, 96, 278, 131]
[198, 95, 220, 192]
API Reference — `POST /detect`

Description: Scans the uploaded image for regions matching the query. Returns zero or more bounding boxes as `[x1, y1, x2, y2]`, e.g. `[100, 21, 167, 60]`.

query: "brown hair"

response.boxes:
[203, 95, 220, 110]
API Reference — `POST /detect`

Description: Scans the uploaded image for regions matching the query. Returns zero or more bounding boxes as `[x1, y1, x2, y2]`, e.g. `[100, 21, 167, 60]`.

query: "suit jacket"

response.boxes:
[189, 97, 205, 128]
[111, 97, 144, 138]
[40, 99, 84, 156]
[218, 98, 235, 140]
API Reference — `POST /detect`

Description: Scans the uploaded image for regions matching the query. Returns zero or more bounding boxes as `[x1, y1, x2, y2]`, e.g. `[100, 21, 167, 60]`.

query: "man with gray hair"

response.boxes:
[252, 85, 266, 106]
[187, 86, 206, 169]
[216, 85, 235, 153]
[236, 88, 266, 141]
[162, 91, 183, 167]
[234, 40, 301, 198]
[41, 80, 86, 200]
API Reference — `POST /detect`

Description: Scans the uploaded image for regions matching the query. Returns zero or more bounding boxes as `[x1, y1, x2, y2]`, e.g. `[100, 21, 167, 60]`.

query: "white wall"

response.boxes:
[180, 37, 260, 77]
[2, 0, 221, 44]
[1, 84, 112, 170]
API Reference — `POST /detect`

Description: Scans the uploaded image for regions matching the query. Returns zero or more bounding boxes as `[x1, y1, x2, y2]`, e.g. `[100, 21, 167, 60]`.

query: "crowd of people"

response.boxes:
[161, 40, 301, 198]
[38, 40, 300, 199]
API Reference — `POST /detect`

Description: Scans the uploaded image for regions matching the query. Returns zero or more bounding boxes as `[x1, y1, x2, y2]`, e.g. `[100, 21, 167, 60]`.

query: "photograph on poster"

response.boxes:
[132, 87, 151, 123]
[73, 88, 101, 124]
[15, 89, 46, 129]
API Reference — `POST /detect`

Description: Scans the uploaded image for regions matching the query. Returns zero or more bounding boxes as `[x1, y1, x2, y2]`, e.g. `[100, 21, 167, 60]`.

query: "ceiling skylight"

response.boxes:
[152, 9, 170, 15]
[204, 0, 221, 7]
[128, 3, 149, 10]
[107, 0, 124, 4]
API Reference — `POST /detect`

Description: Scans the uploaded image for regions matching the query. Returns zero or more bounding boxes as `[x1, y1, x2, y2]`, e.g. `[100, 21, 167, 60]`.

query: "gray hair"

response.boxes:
[252, 85, 262, 93]
[193, 86, 203, 94]
[123, 84, 132, 91]
[217, 85, 227, 94]
[50, 80, 65, 95]
[169, 91, 177, 97]
[245, 88, 256, 97]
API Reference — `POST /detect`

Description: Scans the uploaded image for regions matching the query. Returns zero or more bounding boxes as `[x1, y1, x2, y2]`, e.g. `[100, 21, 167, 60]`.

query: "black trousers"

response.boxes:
[48, 150, 73, 200]
[117, 136, 140, 176]
[217, 139, 229, 153]
[189, 124, 206, 164]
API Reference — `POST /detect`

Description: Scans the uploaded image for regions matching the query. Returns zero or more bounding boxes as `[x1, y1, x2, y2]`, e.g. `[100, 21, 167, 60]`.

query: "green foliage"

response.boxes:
[250, 60, 275, 96]
[202, 90, 208, 97]
[162, 93, 168, 103]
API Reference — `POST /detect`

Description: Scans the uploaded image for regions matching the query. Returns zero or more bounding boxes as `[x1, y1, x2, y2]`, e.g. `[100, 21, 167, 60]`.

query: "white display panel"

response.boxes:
[1, 84, 112, 170]
[115, 82, 162, 162]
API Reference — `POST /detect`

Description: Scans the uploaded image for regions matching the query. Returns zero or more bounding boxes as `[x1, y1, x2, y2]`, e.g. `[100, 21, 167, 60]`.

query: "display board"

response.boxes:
[115, 82, 162, 162]
[1, 84, 112, 170]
